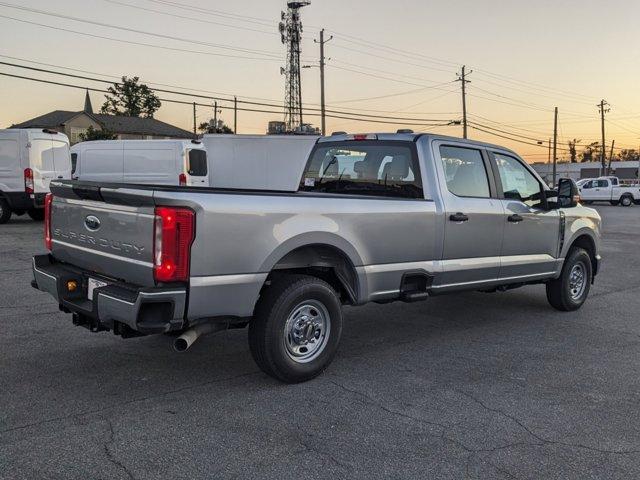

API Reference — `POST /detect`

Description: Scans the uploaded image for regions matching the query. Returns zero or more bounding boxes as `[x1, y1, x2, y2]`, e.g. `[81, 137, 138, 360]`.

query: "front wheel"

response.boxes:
[0, 198, 11, 224]
[546, 248, 592, 311]
[249, 274, 343, 383]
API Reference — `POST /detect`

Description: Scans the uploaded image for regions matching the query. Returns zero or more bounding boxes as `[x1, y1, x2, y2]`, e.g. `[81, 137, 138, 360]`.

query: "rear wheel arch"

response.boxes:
[262, 244, 360, 306]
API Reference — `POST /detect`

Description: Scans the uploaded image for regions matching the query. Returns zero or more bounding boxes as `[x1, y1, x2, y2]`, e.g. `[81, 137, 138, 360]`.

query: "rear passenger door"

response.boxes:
[435, 142, 505, 287]
[490, 152, 560, 278]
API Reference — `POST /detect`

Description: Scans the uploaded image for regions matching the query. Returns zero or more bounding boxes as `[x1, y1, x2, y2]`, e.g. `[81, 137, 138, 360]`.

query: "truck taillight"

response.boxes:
[44, 193, 53, 250]
[153, 207, 195, 283]
[24, 168, 34, 194]
[179, 173, 187, 186]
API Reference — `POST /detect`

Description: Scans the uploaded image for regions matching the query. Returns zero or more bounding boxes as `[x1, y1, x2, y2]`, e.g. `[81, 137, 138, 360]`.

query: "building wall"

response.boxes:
[532, 161, 640, 183]
[63, 114, 102, 144]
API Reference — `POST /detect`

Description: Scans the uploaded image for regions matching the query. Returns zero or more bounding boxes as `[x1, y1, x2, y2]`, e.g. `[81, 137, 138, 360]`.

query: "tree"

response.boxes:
[198, 119, 233, 134]
[78, 126, 117, 142]
[100, 76, 161, 118]
[618, 149, 639, 162]
[581, 142, 600, 163]
[567, 139, 581, 163]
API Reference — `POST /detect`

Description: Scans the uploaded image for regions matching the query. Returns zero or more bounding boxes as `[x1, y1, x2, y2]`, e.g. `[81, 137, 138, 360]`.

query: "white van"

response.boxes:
[203, 134, 319, 191]
[0, 129, 71, 223]
[71, 140, 209, 187]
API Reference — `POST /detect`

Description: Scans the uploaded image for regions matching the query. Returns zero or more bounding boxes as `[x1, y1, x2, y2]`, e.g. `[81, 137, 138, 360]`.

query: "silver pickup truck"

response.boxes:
[32, 133, 601, 383]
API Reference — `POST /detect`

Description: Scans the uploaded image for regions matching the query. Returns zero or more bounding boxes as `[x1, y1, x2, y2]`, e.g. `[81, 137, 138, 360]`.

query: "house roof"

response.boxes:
[10, 110, 80, 129]
[10, 110, 193, 139]
[91, 114, 193, 138]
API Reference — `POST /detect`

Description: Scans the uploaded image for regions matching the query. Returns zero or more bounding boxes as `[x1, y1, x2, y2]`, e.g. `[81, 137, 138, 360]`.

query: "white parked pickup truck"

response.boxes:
[578, 177, 640, 206]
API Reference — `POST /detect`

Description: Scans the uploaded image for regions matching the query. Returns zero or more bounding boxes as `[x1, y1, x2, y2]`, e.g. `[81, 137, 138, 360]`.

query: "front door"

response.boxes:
[490, 152, 561, 279]
[434, 143, 505, 288]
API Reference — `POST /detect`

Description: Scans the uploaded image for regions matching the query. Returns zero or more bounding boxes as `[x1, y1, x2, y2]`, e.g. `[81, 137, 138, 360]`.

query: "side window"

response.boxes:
[582, 181, 593, 189]
[299, 142, 422, 199]
[493, 153, 541, 206]
[439, 145, 490, 198]
[596, 180, 609, 188]
[71, 153, 78, 174]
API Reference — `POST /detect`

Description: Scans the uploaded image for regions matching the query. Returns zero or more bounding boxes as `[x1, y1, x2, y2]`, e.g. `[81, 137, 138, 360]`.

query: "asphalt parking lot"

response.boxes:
[1, 205, 640, 480]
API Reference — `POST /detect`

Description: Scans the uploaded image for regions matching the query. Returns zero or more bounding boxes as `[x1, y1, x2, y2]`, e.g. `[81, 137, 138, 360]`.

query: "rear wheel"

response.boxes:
[0, 198, 11, 224]
[249, 274, 343, 383]
[27, 208, 44, 221]
[620, 195, 633, 207]
[546, 248, 592, 311]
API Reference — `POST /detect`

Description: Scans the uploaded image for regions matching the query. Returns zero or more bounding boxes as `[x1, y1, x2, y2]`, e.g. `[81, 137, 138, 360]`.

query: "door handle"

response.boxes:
[449, 212, 469, 222]
[508, 214, 524, 223]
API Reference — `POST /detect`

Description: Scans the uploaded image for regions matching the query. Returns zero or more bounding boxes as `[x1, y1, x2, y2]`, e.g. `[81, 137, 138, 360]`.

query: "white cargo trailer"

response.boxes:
[0, 128, 71, 223]
[71, 139, 209, 187]
[203, 135, 319, 191]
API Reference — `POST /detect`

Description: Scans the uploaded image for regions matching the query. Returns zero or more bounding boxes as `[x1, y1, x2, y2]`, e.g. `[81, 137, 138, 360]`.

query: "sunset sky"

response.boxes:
[1, 0, 639, 163]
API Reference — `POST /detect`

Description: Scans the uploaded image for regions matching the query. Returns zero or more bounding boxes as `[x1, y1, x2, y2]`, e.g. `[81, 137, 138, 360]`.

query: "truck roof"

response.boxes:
[318, 132, 521, 157]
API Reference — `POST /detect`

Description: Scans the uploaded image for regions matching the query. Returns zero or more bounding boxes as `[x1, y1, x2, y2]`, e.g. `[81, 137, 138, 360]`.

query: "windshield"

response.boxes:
[299, 141, 422, 199]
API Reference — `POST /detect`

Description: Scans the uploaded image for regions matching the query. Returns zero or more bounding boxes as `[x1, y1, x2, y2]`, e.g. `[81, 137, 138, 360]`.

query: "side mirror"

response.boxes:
[557, 178, 580, 208]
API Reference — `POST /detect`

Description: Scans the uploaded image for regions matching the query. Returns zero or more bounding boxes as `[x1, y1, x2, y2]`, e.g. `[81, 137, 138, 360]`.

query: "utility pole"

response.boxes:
[192, 102, 197, 139]
[607, 139, 615, 175]
[234, 96, 238, 134]
[598, 99, 610, 176]
[314, 29, 332, 136]
[456, 65, 472, 139]
[213, 101, 218, 131]
[548, 138, 552, 180]
[552, 107, 558, 186]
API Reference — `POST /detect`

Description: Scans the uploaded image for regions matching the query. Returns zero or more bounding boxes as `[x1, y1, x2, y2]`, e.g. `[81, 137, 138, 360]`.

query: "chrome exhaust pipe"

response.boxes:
[173, 323, 226, 352]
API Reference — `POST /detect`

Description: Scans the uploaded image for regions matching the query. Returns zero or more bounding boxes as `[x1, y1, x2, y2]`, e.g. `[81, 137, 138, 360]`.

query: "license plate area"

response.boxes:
[87, 277, 109, 300]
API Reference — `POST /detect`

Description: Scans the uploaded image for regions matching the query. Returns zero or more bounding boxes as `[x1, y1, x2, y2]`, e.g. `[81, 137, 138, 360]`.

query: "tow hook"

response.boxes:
[173, 322, 228, 352]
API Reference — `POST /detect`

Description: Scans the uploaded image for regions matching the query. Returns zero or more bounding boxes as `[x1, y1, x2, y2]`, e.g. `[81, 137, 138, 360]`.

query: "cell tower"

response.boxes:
[279, 1, 310, 132]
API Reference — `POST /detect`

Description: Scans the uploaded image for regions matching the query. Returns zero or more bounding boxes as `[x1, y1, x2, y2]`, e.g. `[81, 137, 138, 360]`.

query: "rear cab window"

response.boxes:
[187, 149, 208, 176]
[299, 141, 423, 199]
[439, 145, 491, 198]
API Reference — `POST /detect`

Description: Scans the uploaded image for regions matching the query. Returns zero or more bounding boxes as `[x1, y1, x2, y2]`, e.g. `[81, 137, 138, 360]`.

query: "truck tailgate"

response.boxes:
[49, 181, 156, 286]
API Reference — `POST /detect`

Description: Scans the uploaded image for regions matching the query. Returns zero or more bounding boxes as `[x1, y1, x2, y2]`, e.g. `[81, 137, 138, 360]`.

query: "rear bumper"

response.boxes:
[32, 254, 187, 335]
[3, 192, 44, 210]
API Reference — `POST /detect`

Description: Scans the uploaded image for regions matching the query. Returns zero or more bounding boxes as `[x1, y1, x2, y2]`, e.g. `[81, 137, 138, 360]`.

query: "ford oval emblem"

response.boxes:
[84, 215, 101, 232]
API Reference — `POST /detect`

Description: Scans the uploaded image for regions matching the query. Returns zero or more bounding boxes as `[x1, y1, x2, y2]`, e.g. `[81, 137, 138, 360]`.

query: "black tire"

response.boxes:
[0, 198, 11, 224]
[546, 248, 592, 312]
[27, 208, 44, 221]
[609, 200, 619, 206]
[620, 195, 633, 207]
[249, 274, 343, 383]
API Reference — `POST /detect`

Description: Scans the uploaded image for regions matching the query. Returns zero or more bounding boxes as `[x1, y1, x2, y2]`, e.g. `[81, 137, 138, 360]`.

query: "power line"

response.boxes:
[1, 60, 461, 123]
[102, 0, 277, 36]
[0, 70, 460, 126]
[0, 3, 283, 58]
[0, 14, 284, 62]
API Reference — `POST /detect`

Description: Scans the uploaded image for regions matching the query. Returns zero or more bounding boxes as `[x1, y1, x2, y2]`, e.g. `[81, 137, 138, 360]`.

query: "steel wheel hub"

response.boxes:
[568, 262, 586, 300]
[284, 300, 331, 363]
